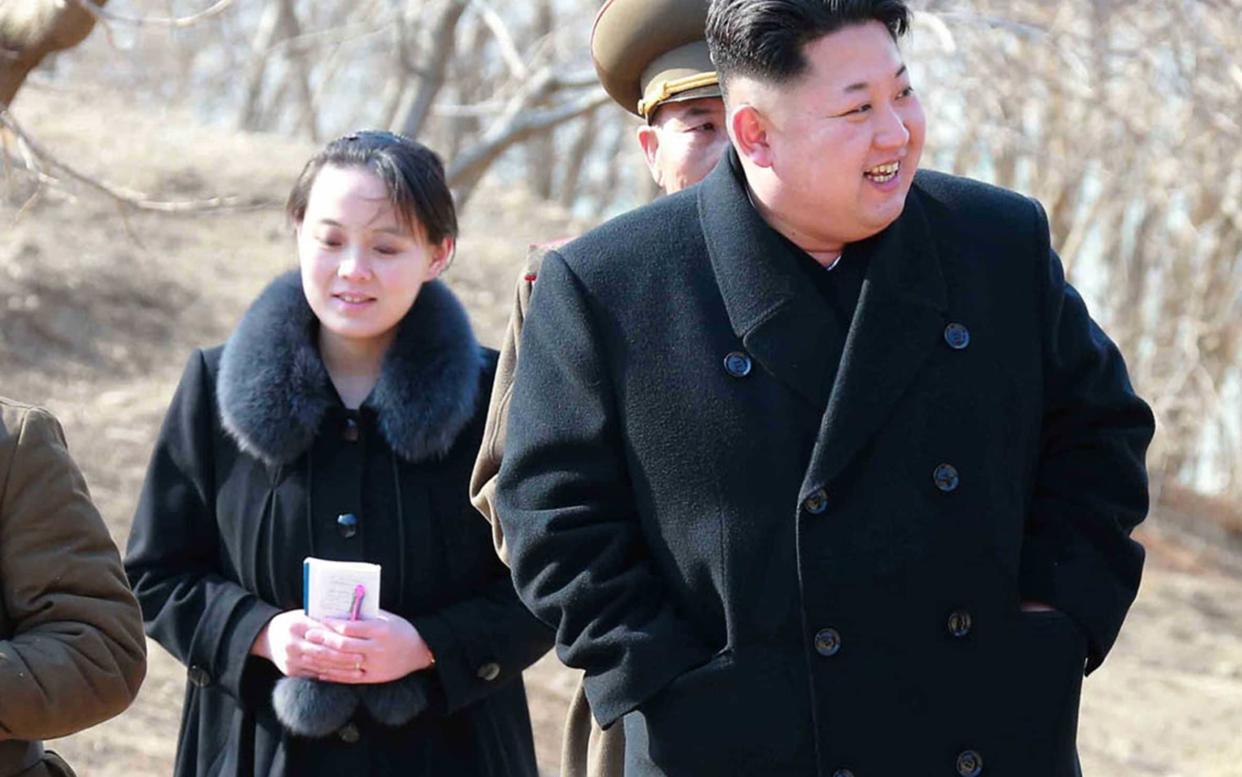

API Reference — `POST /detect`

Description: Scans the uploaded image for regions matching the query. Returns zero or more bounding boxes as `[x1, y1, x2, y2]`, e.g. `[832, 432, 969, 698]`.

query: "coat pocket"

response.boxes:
[983, 611, 1088, 776]
[627, 648, 811, 776]
[626, 650, 735, 776]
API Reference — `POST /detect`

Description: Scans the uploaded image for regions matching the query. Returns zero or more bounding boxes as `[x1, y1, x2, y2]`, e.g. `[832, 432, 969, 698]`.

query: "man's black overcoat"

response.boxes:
[497, 151, 1154, 777]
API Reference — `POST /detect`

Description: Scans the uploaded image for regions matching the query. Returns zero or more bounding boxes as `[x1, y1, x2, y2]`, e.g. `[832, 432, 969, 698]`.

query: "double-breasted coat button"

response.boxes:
[723, 352, 753, 378]
[814, 628, 842, 657]
[956, 750, 983, 777]
[338, 723, 361, 744]
[477, 662, 501, 681]
[342, 416, 360, 442]
[948, 610, 973, 638]
[803, 488, 829, 515]
[337, 513, 359, 539]
[933, 464, 960, 493]
[944, 323, 971, 350]
[187, 665, 212, 687]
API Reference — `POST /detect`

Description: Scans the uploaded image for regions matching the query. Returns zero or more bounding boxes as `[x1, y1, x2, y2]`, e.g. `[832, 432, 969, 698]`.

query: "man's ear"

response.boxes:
[730, 104, 773, 168]
[636, 124, 664, 188]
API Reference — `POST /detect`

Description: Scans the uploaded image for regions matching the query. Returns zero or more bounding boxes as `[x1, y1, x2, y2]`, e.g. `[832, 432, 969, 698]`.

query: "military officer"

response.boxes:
[468, 2, 728, 776]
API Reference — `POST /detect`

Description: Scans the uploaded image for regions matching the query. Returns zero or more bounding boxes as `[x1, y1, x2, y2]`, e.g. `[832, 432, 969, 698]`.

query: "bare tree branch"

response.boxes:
[558, 104, 601, 208]
[433, 101, 507, 117]
[396, 0, 468, 138]
[0, 105, 268, 213]
[68, 0, 237, 30]
[237, 0, 285, 131]
[524, 0, 556, 200]
[277, 0, 318, 141]
[468, 0, 527, 80]
[448, 86, 610, 206]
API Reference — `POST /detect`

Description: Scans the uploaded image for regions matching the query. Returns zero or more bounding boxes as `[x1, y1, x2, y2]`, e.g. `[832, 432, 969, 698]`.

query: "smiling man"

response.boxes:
[497, 2, 1154, 776]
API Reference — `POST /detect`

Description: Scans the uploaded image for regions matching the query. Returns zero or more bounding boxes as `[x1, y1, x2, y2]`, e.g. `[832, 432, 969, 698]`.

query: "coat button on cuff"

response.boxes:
[803, 488, 829, 515]
[944, 323, 971, 350]
[933, 464, 960, 493]
[948, 610, 973, 638]
[956, 750, 983, 777]
[814, 628, 842, 657]
[187, 666, 212, 687]
[723, 352, 753, 378]
[477, 662, 501, 681]
[338, 723, 361, 744]
[337, 513, 359, 538]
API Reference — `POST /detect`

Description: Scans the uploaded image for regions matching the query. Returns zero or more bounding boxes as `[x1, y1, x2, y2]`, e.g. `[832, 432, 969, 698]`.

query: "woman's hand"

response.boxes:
[306, 609, 435, 684]
[251, 609, 364, 679]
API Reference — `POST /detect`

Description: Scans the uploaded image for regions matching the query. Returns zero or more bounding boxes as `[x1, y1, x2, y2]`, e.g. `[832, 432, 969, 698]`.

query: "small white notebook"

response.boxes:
[302, 557, 381, 621]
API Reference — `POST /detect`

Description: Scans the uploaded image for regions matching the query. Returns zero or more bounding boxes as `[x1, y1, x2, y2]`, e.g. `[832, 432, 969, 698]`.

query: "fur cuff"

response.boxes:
[357, 673, 431, 727]
[272, 678, 357, 738]
[272, 675, 431, 737]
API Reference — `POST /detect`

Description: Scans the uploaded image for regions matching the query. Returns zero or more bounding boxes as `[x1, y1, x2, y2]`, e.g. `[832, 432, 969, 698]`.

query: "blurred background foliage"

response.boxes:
[4, 0, 1241, 505]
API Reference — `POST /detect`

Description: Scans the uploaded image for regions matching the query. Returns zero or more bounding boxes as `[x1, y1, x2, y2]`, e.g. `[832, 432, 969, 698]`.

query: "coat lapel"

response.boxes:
[799, 187, 948, 502]
[699, 151, 842, 408]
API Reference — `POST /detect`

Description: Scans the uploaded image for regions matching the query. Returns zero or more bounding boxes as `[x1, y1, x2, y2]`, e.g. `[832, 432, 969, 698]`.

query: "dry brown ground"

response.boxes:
[3, 86, 1239, 777]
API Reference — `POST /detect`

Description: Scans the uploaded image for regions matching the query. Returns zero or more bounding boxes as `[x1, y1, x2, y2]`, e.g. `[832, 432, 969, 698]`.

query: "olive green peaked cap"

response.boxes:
[591, 0, 721, 121]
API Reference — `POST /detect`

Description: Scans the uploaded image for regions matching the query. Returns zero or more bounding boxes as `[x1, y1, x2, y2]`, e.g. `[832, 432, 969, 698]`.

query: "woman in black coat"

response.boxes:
[125, 131, 551, 777]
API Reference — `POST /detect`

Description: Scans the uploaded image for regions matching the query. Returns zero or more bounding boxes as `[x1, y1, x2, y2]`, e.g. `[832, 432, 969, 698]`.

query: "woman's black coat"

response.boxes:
[126, 272, 551, 777]
[497, 151, 1155, 777]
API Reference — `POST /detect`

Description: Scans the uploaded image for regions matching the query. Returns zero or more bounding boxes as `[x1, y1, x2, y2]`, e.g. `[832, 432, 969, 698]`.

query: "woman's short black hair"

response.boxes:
[706, 0, 911, 87]
[286, 131, 458, 244]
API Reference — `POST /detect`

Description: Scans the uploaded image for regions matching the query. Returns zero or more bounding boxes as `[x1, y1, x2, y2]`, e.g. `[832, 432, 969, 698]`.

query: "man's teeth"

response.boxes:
[865, 162, 900, 183]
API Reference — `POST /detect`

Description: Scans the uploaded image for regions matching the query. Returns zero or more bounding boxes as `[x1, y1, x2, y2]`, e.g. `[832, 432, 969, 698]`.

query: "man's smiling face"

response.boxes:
[735, 20, 926, 249]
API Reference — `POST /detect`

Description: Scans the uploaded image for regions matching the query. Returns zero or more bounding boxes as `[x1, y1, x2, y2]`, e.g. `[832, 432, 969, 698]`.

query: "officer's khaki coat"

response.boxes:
[470, 253, 626, 777]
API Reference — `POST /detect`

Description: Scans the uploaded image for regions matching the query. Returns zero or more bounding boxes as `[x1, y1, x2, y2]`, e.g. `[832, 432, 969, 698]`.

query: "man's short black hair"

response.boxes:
[706, 0, 911, 88]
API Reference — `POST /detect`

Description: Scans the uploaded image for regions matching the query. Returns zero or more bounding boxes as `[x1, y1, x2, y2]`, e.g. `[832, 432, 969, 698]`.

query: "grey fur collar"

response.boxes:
[217, 271, 483, 466]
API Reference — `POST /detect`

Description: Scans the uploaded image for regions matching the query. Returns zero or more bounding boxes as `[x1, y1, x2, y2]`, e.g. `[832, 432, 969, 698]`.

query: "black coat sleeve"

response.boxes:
[1020, 198, 1155, 673]
[410, 564, 551, 715]
[125, 349, 281, 701]
[496, 251, 716, 728]
[416, 348, 553, 715]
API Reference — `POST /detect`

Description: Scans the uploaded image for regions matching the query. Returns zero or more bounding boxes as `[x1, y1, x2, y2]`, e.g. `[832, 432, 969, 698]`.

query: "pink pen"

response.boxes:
[349, 584, 365, 621]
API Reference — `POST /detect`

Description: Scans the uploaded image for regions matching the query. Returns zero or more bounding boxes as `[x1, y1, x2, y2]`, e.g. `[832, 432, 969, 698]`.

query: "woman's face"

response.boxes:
[297, 164, 452, 350]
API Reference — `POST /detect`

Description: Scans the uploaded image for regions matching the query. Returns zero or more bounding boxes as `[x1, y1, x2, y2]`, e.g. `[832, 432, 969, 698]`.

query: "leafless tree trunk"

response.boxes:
[236, 0, 315, 138]
[524, 0, 555, 200]
[557, 103, 600, 208]
[236, 0, 282, 131]
[395, 0, 468, 140]
[590, 123, 630, 214]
